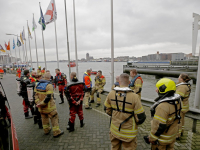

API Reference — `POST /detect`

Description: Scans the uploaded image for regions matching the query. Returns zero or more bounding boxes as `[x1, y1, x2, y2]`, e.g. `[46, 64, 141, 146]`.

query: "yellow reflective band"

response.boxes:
[111, 105, 134, 112]
[150, 132, 158, 140]
[53, 126, 60, 131]
[176, 91, 185, 97]
[167, 116, 176, 121]
[43, 125, 49, 129]
[160, 133, 176, 139]
[154, 115, 167, 123]
[135, 107, 144, 114]
[110, 128, 137, 139]
[182, 105, 189, 108]
[158, 137, 176, 143]
[104, 101, 112, 108]
[135, 84, 142, 87]
[111, 123, 137, 134]
[35, 99, 40, 103]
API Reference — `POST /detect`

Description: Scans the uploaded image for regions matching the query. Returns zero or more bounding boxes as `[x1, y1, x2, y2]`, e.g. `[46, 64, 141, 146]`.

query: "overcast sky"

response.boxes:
[1, 0, 200, 62]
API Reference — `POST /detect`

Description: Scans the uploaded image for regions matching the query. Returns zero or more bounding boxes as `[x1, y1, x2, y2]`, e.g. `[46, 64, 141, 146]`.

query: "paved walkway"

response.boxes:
[1, 74, 200, 150]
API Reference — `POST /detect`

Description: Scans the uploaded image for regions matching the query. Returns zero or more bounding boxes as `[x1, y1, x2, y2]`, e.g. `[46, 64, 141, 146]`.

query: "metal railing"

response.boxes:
[101, 91, 200, 133]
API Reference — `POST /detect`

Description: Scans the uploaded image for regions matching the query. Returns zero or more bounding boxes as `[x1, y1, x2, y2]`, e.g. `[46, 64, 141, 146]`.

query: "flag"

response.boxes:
[28, 25, 32, 39]
[32, 15, 37, 31]
[22, 28, 26, 41]
[5, 42, 8, 50]
[0, 44, 5, 52]
[38, 5, 46, 30]
[17, 37, 21, 47]
[7, 41, 10, 50]
[13, 39, 15, 49]
[20, 32, 24, 44]
[44, 0, 57, 24]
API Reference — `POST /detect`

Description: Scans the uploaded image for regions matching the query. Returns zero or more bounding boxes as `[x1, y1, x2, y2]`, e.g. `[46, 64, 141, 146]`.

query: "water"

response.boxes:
[32, 62, 196, 107]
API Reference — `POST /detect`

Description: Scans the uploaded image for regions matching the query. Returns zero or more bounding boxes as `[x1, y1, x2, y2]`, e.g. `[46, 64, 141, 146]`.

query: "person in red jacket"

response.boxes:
[65, 72, 85, 132]
[0, 67, 4, 79]
[17, 68, 21, 78]
[29, 71, 37, 83]
[54, 69, 67, 104]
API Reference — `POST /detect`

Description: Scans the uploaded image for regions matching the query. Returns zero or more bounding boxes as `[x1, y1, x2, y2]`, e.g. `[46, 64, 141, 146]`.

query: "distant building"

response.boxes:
[116, 56, 129, 62]
[171, 53, 184, 61]
[86, 53, 89, 61]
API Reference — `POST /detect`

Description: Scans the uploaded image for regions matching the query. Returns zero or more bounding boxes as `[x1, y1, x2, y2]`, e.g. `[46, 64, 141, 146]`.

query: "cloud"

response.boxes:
[1, 0, 200, 62]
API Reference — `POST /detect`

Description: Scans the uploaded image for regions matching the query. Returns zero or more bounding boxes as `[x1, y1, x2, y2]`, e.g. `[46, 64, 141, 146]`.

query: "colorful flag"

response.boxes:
[17, 37, 21, 47]
[44, 0, 57, 24]
[0, 44, 5, 52]
[5, 42, 8, 50]
[32, 15, 37, 31]
[28, 25, 32, 39]
[7, 41, 10, 50]
[38, 5, 46, 30]
[20, 33, 24, 44]
[13, 39, 15, 49]
[22, 28, 26, 40]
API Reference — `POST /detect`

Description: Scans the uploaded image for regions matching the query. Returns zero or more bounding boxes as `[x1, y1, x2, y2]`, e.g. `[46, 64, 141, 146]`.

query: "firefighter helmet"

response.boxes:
[156, 78, 176, 94]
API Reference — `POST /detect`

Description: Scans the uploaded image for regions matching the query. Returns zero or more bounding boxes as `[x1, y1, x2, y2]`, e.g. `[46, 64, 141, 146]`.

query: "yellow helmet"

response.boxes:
[38, 66, 41, 69]
[156, 78, 176, 94]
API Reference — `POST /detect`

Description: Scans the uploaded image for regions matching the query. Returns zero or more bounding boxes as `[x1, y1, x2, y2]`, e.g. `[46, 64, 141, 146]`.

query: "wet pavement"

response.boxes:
[1, 74, 200, 150]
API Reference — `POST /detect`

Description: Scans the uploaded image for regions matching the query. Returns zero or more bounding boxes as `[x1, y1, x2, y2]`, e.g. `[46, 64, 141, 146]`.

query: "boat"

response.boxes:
[91, 71, 97, 75]
[68, 62, 76, 67]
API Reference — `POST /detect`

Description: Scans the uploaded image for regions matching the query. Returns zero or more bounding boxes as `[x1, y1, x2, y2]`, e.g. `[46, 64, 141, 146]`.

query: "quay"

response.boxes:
[1, 74, 200, 150]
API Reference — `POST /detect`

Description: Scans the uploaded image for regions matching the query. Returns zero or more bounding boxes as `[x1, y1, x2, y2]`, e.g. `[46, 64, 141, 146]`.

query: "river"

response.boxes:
[32, 62, 196, 107]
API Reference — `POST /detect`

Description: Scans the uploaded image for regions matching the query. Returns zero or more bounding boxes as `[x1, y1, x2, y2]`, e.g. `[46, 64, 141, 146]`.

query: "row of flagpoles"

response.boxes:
[0, 0, 75, 78]
[0, 0, 114, 85]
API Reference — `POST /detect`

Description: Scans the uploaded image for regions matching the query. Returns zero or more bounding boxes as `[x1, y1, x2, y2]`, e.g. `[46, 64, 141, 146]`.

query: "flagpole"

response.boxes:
[14, 40, 17, 65]
[33, 14, 39, 68]
[64, 0, 71, 79]
[39, 2, 47, 69]
[73, 0, 79, 78]
[54, 20, 59, 68]
[24, 26, 28, 68]
[27, 20, 33, 68]
[111, 0, 114, 86]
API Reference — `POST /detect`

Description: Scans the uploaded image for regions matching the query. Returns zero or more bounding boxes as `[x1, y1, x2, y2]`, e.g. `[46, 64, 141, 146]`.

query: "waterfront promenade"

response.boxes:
[1, 74, 200, 150]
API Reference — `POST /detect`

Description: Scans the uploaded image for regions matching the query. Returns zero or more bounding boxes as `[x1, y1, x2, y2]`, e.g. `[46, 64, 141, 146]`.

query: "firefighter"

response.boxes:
[83, 69, 92, 109]
[17, 67, 21, 78]
[90, 70, 106, 107]
[20, 70, 34, 119]
[111, 76, 120, 90]
[65, 72, 85, 132]
[37, 66, 42, 75]
[0, 67, 4, 79]
[41, 68, 46, 76]
[176, 73, 191, 139]
[129, 69, 143, 98]
[34, 73, 64, 138]
[29, 71, 37, 83]
[104, 73, 146, 150]
[143, 78, 182, 150]
[54, 69, 67, 104]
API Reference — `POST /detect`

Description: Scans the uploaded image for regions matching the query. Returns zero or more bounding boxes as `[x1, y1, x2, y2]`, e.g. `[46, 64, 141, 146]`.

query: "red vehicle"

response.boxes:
[0, 81, 19, 150]
[68, 62, 76, 67]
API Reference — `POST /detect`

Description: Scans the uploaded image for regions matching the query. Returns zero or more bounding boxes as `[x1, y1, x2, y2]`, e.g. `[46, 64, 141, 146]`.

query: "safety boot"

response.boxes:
[67, 121, 75, 132]
[54, 131, 64, 138]
[96, 103, 101, 107]
[80, 120, 85, 128]
[34, 116, 38, 124]
[59, 94, 64, 104]
[89, 100, 94, 103]
[25, 112, 33, 119]
[38, 120, 43, 129]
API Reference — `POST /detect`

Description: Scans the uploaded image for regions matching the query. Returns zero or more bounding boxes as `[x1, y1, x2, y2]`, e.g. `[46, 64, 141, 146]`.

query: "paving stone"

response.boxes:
[1, 74, 200, 150]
